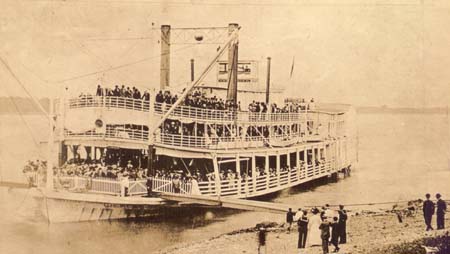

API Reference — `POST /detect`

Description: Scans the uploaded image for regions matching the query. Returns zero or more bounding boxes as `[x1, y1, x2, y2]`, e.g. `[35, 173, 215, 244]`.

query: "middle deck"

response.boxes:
[62, 96, 347, 152]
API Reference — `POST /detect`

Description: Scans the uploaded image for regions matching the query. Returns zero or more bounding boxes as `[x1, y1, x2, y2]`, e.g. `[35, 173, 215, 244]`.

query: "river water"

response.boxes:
[0, 113, 449, 253]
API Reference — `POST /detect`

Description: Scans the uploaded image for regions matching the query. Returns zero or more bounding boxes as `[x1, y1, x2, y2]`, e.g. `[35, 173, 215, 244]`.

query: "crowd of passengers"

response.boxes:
[23, 159, 47, 174]
[160, 121, 300, 140]
[154, 89, 241, 111]
[55, 160, 148, 180]
[23, 156, 326, 188]
[248, 98, 316, 114]
[80, 85, 317, 114]
[92, 84, 151, 101]
[22, 160, 47, 186]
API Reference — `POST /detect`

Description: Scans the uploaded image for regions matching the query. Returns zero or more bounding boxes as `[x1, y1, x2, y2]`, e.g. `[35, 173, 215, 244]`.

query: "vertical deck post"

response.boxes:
[305, 147, 309, 177]
[287, 152, 291, 168]
[59, 143, 67, 167]
[46, 99, 55, 190]
[334, 138, 339, 170]
[236, 154, 241, 196]
[180, 122, 183, 144]
[265, 153, 269, 189]
[312, 146, 316, 175]
[338, 139, 341, 170]
[212, 154, 221, 197]
[344, 138, 348, 168]
[276, 152, 280, 186]
[296, 148, 300, 180]
[148, 145, 154, 176]
[194, 122, 197, 138]
[251, 153, 256, 194]
[287, 152, 291, 184]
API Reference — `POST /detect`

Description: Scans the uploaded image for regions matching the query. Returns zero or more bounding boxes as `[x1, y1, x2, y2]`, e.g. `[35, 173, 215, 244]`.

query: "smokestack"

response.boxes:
[160, 25, 171, 90]
[266, 57, 271, 104]
[226, 23, 239, 103]
[190, 59, 195, 82]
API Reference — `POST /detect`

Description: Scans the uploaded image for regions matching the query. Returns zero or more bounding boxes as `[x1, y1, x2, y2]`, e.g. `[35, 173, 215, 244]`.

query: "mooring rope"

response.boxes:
[300, 199, 450, 209]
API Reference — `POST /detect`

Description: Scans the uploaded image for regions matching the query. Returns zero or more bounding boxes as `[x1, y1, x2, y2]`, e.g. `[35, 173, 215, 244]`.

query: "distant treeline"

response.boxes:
[0, 97, 447, 115]
[0, 97, 49, 115]
[357, 106, 447, 114]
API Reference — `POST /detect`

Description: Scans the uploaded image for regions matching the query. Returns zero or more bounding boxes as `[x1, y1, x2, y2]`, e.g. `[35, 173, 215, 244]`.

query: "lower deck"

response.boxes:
[47, 136, 354, 198]
[54, 160, 348, 199]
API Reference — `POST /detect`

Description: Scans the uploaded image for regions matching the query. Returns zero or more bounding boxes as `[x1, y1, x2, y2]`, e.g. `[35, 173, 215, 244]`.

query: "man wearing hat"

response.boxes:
[436, 193, 447, 229]
[286, 208, 295, 233]
[338, 205, 348, 243]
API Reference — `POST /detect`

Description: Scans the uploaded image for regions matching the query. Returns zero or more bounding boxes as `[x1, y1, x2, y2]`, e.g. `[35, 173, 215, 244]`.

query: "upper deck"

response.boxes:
[66, 95, 346, 124]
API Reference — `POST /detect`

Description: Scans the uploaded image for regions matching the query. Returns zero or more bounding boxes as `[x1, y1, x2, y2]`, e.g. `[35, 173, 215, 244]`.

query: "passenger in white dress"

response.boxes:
[307, 208, 322, 247]
[190, 177, 201, 195]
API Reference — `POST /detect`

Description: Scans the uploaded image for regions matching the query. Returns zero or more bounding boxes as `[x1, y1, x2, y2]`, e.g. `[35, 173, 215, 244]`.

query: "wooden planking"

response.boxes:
[160, 193, 293, 214]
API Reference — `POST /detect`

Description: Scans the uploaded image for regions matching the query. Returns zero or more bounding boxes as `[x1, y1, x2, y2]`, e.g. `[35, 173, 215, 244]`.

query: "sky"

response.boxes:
[1, 0, 450, 107]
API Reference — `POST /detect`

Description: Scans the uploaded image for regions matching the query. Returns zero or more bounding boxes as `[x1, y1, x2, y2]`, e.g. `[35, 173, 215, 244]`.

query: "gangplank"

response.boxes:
[161, 193, 292, 214]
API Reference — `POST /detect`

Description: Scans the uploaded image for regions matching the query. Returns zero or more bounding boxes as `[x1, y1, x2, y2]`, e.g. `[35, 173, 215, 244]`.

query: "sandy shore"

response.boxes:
[157, 209, 449, 254]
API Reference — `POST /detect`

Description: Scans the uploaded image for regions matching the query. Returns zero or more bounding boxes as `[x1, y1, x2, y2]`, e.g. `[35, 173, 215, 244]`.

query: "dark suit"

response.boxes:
[436, 199, 447, 229]
[338, 209, 348, 243]
[319, 222, 330, 254]
[331, 222, 340, 249]
[423, 199, 435, 230]
[297, 216, 308, 249]
[286, 211, 295, 231]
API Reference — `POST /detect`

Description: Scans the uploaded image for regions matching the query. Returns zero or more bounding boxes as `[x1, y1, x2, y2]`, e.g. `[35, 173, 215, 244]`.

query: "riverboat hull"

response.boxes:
[33, 165, 350, 223]
[33, 190, 169, 223]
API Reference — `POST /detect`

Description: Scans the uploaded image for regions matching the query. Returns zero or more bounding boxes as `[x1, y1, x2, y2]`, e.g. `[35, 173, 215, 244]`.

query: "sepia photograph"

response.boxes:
[0, 0, 449, 253]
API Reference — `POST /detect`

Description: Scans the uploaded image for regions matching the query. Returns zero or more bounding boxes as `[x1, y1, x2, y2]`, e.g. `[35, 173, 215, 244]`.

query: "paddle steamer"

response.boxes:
[33, 23, 357, 222]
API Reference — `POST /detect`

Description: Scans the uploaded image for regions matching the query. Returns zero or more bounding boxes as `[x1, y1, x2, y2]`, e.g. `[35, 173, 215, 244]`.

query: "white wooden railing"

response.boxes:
[68, 96, 150, 112]
[53, 160, 335, 197]
[156, 132, 306, 149]
[156, 134, 266, 149]
[64, 127, 303, 149]
[65, 125, 149, 143]
[55, 176, 191, 196]
[154, 102, 309, 123]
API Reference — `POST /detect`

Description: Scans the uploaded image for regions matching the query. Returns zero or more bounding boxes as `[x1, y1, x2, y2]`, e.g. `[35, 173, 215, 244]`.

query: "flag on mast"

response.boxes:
[289, 56, 295, 78]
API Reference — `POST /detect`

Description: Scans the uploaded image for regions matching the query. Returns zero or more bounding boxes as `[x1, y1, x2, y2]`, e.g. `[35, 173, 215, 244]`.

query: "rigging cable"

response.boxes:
[54, 44, 196, 84]
[0, 55, 50, 119]
[0, 55, 48, 159]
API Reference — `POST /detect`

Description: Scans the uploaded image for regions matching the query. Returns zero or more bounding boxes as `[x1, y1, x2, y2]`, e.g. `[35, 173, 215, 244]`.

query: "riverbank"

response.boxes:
[157, 209, 449, 254]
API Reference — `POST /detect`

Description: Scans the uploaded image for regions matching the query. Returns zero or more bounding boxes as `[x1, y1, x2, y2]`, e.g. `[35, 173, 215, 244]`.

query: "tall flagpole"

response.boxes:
[46, 98, 55, 190]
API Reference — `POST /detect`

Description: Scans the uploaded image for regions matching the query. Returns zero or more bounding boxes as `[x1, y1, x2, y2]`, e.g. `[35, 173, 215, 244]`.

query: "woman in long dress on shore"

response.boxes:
[307, 208, 322, 246]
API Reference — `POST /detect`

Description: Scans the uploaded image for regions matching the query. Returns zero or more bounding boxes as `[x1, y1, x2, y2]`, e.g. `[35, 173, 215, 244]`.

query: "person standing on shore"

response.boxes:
[330, 217, 340, 252]
[307, 208, 322, 246]
[257, 226, 268, 254]
[338, 205, 348, 243]
[297, 210, 309, 250]
[436, 193, 447, 229]
[286, 208, 295, 233]
[423, 193, 435, 231]
[319, 216, 331, 254]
